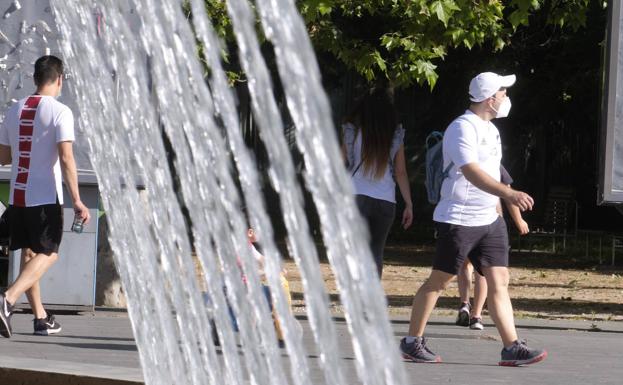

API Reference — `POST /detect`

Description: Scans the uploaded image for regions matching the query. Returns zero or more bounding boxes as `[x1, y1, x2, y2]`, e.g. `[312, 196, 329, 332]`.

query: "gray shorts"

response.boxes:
[433, 216, 509, 276]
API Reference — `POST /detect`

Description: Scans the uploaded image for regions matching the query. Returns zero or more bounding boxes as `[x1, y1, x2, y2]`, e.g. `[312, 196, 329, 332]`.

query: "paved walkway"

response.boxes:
[0, 310, 621, 384]
[0, 311, 141, 384]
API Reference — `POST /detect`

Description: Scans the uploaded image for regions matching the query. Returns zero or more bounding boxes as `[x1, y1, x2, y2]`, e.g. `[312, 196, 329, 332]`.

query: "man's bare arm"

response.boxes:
[461, 163, 534, 211]
[506, 201, 530, 234]
[58, 141, 91, 224]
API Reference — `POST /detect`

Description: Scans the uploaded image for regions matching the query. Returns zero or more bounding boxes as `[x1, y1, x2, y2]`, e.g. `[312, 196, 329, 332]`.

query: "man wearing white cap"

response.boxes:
[400, 72, 547, 366]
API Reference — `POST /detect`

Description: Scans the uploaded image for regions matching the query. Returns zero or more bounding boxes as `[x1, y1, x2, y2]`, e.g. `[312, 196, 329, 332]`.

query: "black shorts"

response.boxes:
[433, 216, 509, 276]
[8, 203, 64, 254]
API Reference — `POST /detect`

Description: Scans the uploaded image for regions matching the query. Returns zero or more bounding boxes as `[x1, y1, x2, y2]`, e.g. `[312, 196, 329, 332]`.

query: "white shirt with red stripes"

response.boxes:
[0, 95, 74, 207]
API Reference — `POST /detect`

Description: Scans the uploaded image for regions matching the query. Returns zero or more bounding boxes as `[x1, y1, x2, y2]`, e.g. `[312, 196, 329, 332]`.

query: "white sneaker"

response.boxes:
[455, 303, 471, 327]
[469, 316, 484, 330]
[0, 294, 14, 338]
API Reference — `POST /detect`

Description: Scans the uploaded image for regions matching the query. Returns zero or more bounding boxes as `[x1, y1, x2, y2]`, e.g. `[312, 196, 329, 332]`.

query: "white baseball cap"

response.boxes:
[469, 72, 516, 102]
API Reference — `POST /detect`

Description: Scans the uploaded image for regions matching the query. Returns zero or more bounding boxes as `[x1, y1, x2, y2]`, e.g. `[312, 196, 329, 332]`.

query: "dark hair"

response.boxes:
[33, 55, 64, 86]
[344, 89, 398, 180]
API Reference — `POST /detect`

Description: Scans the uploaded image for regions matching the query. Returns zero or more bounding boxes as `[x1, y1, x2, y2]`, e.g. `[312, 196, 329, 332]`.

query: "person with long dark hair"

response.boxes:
[342, 89, 413, 278]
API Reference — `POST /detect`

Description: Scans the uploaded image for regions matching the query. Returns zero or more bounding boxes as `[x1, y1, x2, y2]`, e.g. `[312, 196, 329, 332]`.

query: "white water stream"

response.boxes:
[50, 1, 407, 384]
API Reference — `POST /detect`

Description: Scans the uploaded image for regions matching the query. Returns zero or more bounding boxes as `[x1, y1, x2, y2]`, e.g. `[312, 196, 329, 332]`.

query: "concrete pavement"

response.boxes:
[0, 310, 621, 384]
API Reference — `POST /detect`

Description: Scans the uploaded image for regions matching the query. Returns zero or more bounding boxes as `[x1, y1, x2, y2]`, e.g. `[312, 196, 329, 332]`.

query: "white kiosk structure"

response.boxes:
[601, 0, 623, 205]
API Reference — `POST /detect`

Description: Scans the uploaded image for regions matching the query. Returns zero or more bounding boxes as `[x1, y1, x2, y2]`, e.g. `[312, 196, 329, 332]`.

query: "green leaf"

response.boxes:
[381, 34, 398, 50]
[494, 37, 506, 51]
[430, 1, 450, 26]
[434, 44, 446, 55]
[508, 9, 529, 28]
[442, 0, 460, 13]
[415, 60, 438, 89]
[304, 0, 334, 16]
[318, 3, 333, 15]
[446, 28, 463, 44]
[430, 0, 460, 27]
[372, 51, 387, 73]
[401, 37, 416, 52]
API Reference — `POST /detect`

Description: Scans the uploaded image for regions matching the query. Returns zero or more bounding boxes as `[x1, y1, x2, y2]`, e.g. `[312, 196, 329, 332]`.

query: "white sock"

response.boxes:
[405, 336, 418, 344]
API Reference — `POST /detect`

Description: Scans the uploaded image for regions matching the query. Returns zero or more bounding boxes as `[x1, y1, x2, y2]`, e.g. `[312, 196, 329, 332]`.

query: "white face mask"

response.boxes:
[492, 96, 511, 118]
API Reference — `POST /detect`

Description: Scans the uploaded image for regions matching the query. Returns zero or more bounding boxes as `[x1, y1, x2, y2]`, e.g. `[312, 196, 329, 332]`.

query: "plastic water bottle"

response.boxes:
[71, 214, 84, 233]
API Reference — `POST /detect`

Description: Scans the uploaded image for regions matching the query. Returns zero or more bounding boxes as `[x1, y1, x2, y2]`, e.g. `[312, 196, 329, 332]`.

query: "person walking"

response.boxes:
[399, 72, 547, 366]
[0, 55, 90, 338]
[456, 165, 530, 331]
[342, 89, 413, 277]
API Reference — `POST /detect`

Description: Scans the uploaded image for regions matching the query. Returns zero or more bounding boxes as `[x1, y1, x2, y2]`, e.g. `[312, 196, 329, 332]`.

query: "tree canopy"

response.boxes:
[206, 0, 595, 89]
[300, 0, 593, 88]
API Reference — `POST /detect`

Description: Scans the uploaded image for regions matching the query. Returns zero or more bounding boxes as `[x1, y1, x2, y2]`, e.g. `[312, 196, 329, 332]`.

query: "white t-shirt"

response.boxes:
[433, 110, 502, 226]
[342, 123, 405, 203]
[0, 95, 74, 207]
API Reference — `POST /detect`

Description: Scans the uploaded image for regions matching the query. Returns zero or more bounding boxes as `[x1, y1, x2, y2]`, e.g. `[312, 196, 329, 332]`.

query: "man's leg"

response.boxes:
[481, 266, 516, 346]
[2, 203, 63, 337]
[407, 269, 455, 337]
[456, 261, 472, 326]
[475, 218, 546, 365]
[20, 248, 47, 319]
[468, 271, 488, 330]
[472, 273, 487, 317]
[482, 266, 548, 365]
[400, 270, 454, 363]
[4, 251, 58, 308]
[457, 261, 472, 303]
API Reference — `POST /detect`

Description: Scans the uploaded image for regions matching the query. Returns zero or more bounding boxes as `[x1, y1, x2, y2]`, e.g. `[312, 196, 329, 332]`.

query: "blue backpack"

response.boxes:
[425, 131, 454, 204]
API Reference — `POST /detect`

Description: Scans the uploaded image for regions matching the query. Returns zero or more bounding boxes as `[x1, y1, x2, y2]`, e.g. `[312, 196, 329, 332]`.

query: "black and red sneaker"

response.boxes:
[400, 337, 442, 363]
[499, 339, 547, 366]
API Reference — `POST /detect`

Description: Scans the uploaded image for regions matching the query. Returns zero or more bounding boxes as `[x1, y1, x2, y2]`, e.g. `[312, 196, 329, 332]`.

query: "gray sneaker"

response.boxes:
[469, 316, 484, 330]
[0, 293, 14, 338]
[499, 339, 547, 366]
[400, 337, 442, 363]
[455, 302, 471, 327]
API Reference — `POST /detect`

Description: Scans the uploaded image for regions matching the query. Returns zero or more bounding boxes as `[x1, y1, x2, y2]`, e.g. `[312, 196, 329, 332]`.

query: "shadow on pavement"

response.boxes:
[12, 340, 137, 352]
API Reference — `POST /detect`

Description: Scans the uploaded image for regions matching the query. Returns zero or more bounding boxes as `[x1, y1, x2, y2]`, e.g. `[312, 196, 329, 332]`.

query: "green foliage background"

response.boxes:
[204, 0, 620, 231]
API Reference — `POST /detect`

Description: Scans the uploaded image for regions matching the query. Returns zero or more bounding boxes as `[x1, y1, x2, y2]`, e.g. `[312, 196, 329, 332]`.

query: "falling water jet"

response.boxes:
[50, 1, 408, 384]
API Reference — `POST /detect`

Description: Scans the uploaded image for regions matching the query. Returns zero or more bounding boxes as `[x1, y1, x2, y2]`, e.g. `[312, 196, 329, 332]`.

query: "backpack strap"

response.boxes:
[342, 122, 357, 170]
[428, 130, 454, 178]
[442, 161, 454, 178]
[426, 131, 444, 149]
[442, 114, 481, 178]
[346, 125, 363, 177]
[348, 124, 403, 179]
[351, 159, 364, 177]
[456, 114, 481, 146]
